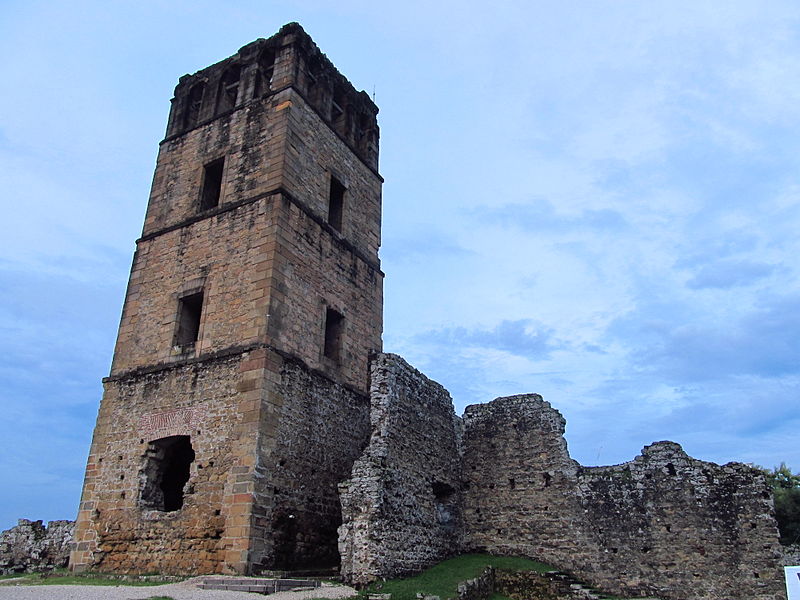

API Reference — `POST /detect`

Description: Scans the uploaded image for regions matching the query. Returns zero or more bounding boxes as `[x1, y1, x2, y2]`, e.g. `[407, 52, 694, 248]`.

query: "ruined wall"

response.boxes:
[338, 353, 463, 585]
[462, 395, 786, 600]
[783, 544, 800, 566]
[71, 351, 263, 574]
[462, 395, 586, 563]
[577, 441, 784, 600]
[0, 520, 74, 574]
[249, 354, 371, 572]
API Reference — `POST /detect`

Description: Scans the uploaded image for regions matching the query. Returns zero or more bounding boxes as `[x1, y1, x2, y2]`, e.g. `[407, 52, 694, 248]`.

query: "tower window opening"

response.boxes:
[256, 49, 276, 96]
[323, 308, 344, 362]
[174, 291, 204, 352]
[331, 84, 345, 126]
[139, 435, 195, 512]
[328, 175, 345, 232]
[200, 158, 225, 210]
[216, 66, 240, 114]
[183, 83, 206, 130]
[432, 481, 457, 531]
[357, 112, 370, 142]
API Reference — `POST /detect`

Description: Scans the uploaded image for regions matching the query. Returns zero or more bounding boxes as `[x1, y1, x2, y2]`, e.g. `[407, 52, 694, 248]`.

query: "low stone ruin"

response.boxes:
[339, 353, 786, 600]
[0, 519, 74, 574]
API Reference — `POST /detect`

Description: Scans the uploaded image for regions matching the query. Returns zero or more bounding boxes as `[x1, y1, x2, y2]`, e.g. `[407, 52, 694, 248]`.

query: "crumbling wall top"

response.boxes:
[165, 22, 379, 169]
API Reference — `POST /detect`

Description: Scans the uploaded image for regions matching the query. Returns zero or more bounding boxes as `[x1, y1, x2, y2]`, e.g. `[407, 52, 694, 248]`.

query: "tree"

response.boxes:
[761, 463, 800, 546]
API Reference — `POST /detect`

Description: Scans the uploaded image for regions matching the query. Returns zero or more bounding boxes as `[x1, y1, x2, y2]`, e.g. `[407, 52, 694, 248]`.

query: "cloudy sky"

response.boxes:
[1, 0, 799, 530]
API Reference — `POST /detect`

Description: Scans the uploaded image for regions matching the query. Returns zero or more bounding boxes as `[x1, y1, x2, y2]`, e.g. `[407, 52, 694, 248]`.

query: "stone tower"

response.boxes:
[70, 23, 383, 575]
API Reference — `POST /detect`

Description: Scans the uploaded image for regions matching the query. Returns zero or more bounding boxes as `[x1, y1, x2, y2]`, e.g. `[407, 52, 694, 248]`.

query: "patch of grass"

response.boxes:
[0, 574, 33, 582]
[0, 571, 178, 587]
[363, 554, 552, 600]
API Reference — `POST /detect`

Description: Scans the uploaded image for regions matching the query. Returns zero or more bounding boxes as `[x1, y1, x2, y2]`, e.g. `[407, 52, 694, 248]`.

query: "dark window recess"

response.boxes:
[139, 436, 195, 512]
[183, 83, 205, 130]
[323, 308, 344, 362]
[331, 84, 346, 127]
[328, 175, 345, 231]
[357, 111, 371, 146]
[255, 49, 276, 96]
[200, 159, 224, 210]
[432, 481, 457, 531]
[175, 291, 204, 351]
[216, 66, 240, 114]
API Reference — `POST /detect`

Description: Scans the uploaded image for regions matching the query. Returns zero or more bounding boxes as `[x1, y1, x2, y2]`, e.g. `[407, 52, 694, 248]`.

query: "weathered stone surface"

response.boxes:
[249, 357, 371, 571]
[456, 567, 494, 600]
[0, 519, 74, 574]
[781, 544, 800, 566]
[495, 569, 603, 600]
[338, 354, 463, 585]
[462, 395, 785, 600]
[71, 23, 382, 576]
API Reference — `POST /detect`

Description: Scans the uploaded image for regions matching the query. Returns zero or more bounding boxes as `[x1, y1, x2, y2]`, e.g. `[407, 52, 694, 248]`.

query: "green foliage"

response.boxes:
[363, 554, 552, 600]
[761, 463, 800, 545]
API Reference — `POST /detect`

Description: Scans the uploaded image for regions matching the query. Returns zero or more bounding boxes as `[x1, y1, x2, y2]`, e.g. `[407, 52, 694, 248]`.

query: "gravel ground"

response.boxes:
[0, 579, 358, 600]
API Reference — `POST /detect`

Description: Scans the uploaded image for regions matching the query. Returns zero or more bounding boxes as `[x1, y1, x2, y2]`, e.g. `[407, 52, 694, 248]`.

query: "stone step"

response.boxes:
[199, 577, 322, 594]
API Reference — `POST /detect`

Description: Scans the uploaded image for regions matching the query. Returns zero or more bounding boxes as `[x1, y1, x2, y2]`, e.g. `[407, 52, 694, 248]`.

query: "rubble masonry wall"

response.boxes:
[462, 395, 786, 600]
[0, 520, 74, 574]
[338, 353, 463, 584]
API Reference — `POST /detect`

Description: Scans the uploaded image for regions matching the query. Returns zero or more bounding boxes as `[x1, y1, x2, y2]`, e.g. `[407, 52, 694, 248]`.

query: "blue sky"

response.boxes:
[1, 0, 799, 530]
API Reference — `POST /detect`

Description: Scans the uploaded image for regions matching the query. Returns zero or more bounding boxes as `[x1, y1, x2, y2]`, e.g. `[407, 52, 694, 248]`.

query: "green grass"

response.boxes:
[363, 554, 552, 600]
[0, 570, 179, 587]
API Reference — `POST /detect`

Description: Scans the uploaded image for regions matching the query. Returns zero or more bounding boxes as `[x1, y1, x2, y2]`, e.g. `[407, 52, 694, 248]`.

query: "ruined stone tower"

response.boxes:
[70, 23, 383, 575]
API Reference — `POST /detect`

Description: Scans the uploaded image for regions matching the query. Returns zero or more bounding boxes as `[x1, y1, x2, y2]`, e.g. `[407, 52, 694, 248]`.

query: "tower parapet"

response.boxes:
[166, 23, 379, 170]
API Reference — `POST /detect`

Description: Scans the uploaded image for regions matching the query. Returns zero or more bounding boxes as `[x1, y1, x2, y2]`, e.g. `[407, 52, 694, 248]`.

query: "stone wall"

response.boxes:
[338, 353, 463, 585]
[0, 520, 74, 574]
[462, 395, 586, 564]
[577, 441, 783, 600]
[462, 394, 786, 600]
[783, 544, 800, 566]
[456, 567, 494, 600]
[249, 354, 371, 571]
[495, 569, 600, 600]
[71, 352, 259, 574]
